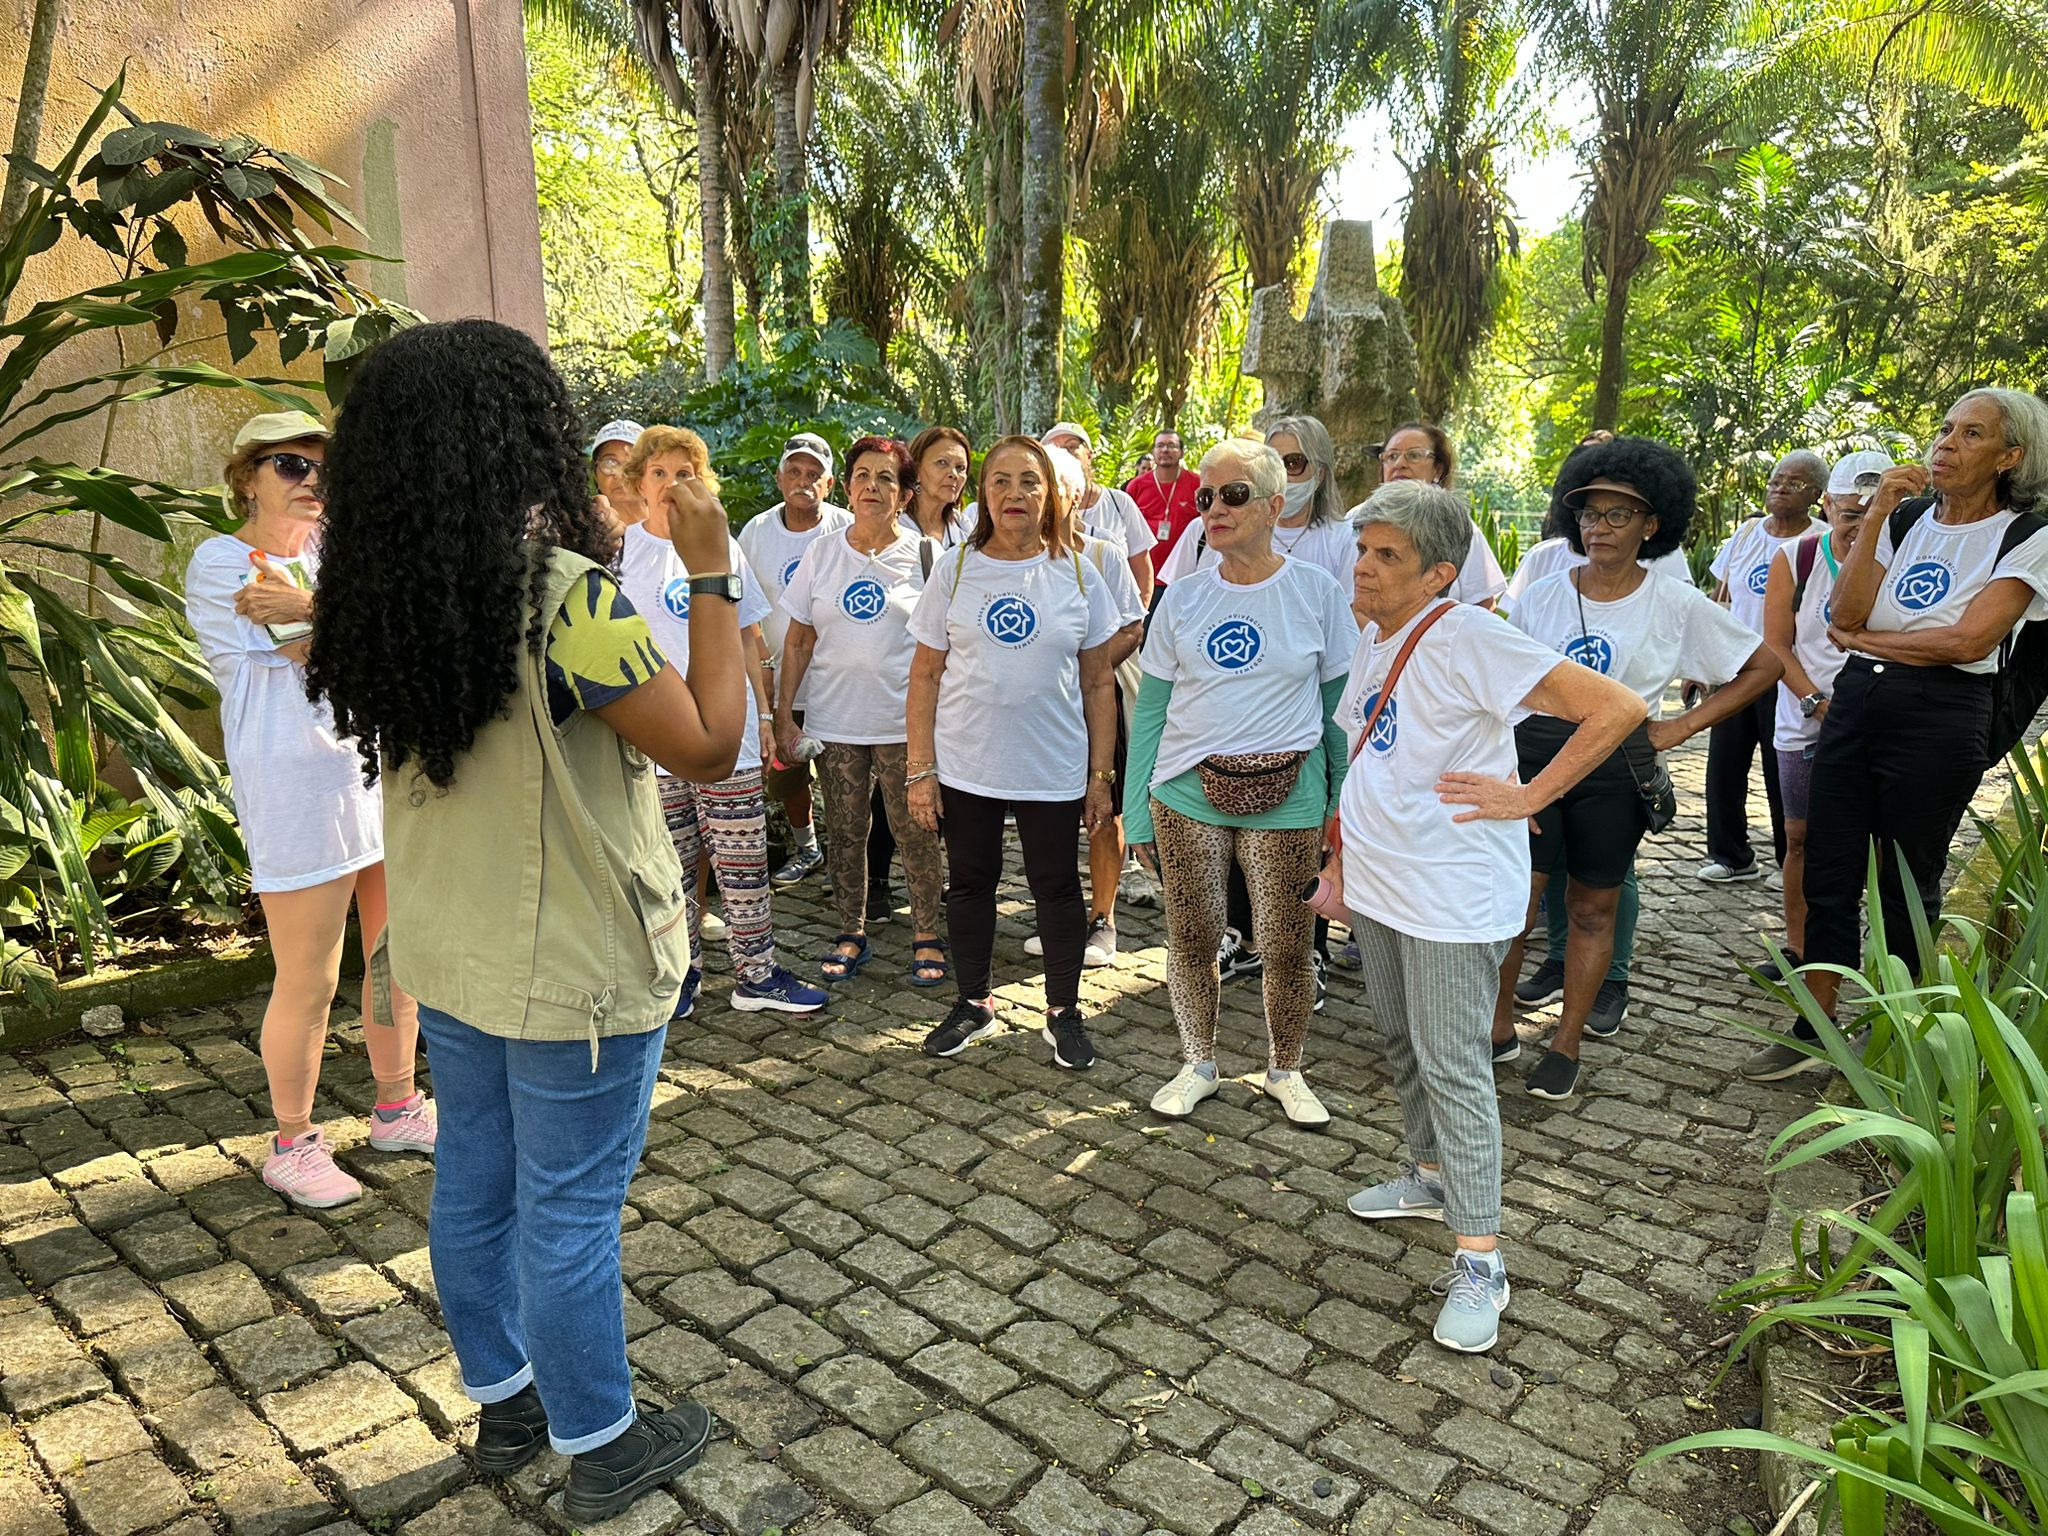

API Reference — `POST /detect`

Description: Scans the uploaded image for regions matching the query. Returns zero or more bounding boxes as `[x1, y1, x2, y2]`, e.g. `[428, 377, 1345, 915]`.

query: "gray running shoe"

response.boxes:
[1431, 1250, 1510, 1353]
[1346, 1163, 1446, 1222]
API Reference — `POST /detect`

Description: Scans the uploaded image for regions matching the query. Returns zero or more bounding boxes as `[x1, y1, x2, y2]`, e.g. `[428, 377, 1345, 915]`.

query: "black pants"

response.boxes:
[1801, 656, 1991, 989]
[1704, 690, 1786, 870]
[1226, 862, 1329, 957]
[940, 784, 1086, 1011]
[868, 785, 894, 892]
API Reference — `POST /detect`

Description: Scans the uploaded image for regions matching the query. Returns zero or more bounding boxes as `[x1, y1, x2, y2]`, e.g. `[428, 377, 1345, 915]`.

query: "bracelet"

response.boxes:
[1090, 769, 1116, 783]
[757, 713, 774, 723]
[905, 769, 938, 787]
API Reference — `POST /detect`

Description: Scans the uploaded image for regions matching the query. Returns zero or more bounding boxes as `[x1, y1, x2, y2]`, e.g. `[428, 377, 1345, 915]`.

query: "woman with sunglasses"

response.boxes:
[1499, 437, 1780, 1100]
[1125, 441, 1359, 1126]
[183, 412, 433, 1210]
[1377, 421, 1507, 608]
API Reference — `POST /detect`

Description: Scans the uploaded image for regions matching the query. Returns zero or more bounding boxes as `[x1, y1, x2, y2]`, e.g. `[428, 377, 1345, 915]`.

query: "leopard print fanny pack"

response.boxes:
[1195, 750, 1308, 816]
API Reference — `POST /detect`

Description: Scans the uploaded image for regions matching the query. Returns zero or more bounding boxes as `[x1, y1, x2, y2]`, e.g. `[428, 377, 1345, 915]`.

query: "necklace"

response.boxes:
[1274, 520, 1311, 554]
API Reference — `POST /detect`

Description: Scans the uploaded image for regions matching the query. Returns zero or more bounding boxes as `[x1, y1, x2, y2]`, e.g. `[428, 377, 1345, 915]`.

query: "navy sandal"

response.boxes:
[820, 933, 872, 982]
[910, 938, 949, 989]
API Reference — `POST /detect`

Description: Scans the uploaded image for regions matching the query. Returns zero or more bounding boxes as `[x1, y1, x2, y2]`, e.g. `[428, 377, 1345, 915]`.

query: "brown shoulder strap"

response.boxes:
[1350, 601, 1456, 766]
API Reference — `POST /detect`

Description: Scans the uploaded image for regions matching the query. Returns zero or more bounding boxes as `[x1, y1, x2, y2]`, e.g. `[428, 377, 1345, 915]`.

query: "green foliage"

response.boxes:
[0, 70, 413, 982]
[1649, 746, 2048, 1529]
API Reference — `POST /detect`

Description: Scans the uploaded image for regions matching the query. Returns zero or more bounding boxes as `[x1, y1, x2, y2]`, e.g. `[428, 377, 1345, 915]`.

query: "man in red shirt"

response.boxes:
[1123, 429, 1200, 563]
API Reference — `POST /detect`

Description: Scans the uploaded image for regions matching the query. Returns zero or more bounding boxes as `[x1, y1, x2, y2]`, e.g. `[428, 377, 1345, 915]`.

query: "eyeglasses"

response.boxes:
[595, 456, 625, 475]
[258, 452, 323, 487]
[1376, 447, 1437, 467]
[1575, 503, 1645, 529]
[1766, 476, 1813, 492]
[1195, 482, 1256, 512]
[1278, 452, 1311, 476]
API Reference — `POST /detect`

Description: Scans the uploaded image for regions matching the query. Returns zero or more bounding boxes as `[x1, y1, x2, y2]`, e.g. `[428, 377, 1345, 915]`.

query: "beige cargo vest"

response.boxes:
[378, 547, 688, 1059]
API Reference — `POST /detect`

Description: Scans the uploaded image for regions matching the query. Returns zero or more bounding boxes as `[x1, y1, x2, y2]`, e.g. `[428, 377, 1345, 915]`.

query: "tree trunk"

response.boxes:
[1590, 264, 1631, 430]
[1017, 0, 1067, 434]
[769, 49, 810, 331]
[694, 49, 736, 377]
[0, 0, 64, 256]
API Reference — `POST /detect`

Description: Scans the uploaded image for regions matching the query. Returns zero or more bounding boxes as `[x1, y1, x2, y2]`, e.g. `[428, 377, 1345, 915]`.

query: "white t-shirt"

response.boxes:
[908, 547, 1121, 801]
[1138, 559, 1359, 784]
[1081, 486, 1157, 556]
[1448, 521, 1508, 605]
[1080, 535, 1146, 626]
[1713, 515, 1822, 633]
[183, 536, 382, 894]
[781, 527, 929, 744]
[1158, 518, 1356, 589]
[1509, 569, 1760, 712]
[737, 503, 852, 706]
[1505, 537, 1692, 605]
[1337, 604, 1564, 943]
[1772, 534, 1848, 751]
[618, 525, 772, 774]
[1863, 506, 2048, 676]
[901, 506, 977, 549]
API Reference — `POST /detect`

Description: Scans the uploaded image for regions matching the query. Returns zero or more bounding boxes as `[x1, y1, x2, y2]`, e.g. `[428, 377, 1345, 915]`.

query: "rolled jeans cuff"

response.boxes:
[464, 1361, 533, 1405]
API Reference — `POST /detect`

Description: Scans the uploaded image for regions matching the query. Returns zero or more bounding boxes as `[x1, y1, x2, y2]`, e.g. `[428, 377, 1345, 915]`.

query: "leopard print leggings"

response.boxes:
[1152, 800, 1323, 1071]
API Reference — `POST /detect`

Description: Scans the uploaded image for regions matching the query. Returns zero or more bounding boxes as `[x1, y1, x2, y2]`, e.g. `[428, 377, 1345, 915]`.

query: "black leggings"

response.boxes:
[941, 784, 1086, 1011]
[868, 785, 895, 891]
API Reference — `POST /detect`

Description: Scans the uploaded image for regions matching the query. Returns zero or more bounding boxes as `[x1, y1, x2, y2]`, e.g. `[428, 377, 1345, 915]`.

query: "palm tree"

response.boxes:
[1541, 0, 1747, 429]
[1393, 0, 1527, 419]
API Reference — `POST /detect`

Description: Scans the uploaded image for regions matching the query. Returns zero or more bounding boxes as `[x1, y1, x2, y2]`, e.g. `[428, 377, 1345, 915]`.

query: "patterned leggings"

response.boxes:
[817, 741, 945, 937]
[660, 770, 775, 985]
[1152, 800, 1323, 1071]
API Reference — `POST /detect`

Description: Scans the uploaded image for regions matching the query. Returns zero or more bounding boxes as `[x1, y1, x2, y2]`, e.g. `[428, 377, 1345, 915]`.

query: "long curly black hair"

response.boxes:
[1553, 435, 1695, 560]
[305, 319, 618, 789]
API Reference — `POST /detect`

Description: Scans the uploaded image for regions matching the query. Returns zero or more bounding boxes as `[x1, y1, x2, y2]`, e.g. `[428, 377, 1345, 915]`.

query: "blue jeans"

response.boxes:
[416, 1006, 666, 1453]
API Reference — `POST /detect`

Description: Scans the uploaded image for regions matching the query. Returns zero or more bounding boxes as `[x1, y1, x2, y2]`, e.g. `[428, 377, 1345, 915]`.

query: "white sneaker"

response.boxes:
[700, 909, 728, 940]
[1023, 933, 1045, 957]
[1083, 917, 1116, 967]
[1261, 1073, 1329, 1126]
[1150, 1065, 1220, 1118]
[1696, 858, 1763, 883]
[1118, 860, 1161, 908]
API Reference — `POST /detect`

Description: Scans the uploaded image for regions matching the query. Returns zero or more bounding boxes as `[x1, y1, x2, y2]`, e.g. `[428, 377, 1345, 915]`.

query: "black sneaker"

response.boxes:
[1042, 1007, 1096, 1070]
[1491, 1033, 1521, 1065]
[1514, 955, 1565, 1005]
[1312, 951, 1328, 1013]
[1218, 930, 1263, 981]
[923, 998, 998, 1057]
[563, 1402, 713, 1524]
[1756, 949, 1801, 983]
[473, 1383, 549, 1476]
[1525, 1049, 1580, 1101]
[1584, 980, 1628, 1038]
[866, 883, 894, 924]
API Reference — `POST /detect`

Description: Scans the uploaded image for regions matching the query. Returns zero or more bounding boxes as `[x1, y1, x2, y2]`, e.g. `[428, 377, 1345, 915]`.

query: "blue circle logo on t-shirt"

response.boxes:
[1360, 689, 1398, 756]
[1746, 561, 1772, 597]
[1204, 619, 1264, 671]
[662, 577, 691, 621]
[1893, 560, 1951, 612]
[842, 578, 889, 622]
[781, 555, 803, 588]
[982, 594, 1038, 647]
[1564, 633, 1615, 674]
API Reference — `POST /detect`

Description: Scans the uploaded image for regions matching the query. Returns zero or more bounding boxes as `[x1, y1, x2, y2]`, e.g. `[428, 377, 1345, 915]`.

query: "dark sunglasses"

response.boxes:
[1194, 482, 1257, 512]
[1279, 452, 1311, 476]
[258, 452, 324, 488]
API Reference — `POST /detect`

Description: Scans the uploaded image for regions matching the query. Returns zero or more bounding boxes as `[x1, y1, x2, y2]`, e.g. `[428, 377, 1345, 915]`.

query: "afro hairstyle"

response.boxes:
[1552, 435, 1694, 560]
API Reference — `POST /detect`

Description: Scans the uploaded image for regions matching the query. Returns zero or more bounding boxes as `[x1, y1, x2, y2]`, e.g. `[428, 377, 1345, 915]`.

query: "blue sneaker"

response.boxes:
[1346, 1163, 1446, 1223]
[731, 966, 828, 1014]
[1431, 1249, 1510, 1353]
[771, 845, 825, 888]
[672, 966, 700, 1021]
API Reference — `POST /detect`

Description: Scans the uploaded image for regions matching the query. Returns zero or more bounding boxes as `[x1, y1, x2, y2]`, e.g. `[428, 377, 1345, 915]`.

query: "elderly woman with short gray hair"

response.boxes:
[1335, 481, 1644, 1352]
[1155, 414, 1356, 589]
[1125, 441, 1358, 1126]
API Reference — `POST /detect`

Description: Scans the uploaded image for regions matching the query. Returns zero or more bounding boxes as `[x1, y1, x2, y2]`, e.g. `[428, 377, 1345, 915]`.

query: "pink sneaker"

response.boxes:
[262, 1127, 362, 1209]
[366, 1093, 438, 1155]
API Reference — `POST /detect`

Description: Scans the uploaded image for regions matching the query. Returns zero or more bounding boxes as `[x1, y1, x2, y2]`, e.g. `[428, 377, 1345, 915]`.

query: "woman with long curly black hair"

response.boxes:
[1497, 436, 1779, 1100]
[306, 318, 745, 1525]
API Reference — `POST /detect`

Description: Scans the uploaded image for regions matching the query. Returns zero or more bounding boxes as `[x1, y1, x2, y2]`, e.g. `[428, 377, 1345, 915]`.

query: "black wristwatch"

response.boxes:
[687, 573, 742, 604]
[1799, 691, 1826, 718]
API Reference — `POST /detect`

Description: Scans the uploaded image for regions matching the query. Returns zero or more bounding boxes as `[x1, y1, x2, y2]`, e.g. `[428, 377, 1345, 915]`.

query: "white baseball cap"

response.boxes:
[1042, 422, 1091, 451]
[779, 432, 834, 475]
[1827, 449, 1895, 502]
[587, 420, 644, 456]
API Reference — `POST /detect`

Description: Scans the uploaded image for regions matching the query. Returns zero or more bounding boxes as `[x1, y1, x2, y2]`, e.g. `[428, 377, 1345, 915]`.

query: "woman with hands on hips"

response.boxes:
[905, 436, 1122, 1070]
[1500, 437, 1781, 1101]
[1335, 480, 1644, 1356]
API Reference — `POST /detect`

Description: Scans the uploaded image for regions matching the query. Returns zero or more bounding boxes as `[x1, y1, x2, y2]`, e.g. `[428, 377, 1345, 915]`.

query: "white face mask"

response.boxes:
[1281, 480, 1317, 519]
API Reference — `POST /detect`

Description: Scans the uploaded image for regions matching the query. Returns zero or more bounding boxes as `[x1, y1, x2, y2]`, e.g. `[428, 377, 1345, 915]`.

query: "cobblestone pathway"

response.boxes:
[0, 741, 2017, 1536]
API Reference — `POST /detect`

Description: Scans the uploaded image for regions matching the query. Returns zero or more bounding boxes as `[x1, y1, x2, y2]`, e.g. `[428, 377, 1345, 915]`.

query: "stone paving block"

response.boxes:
[624, 1324, 727, 1390]
[781, 1425, 927, 1517]
[1395, 1341, 1524, 1417]
[338, 1210, 428, 1267]
[1207, 1426, 1361, 1522]
[906, 1272, 1024, 1342]
[0, 1171, 66, 1229]
[215, 1314, 338, 1395]
[5, 1213, 116, 1287]
[209, 1451, 341, 1536]
[987, 1382, 1130, 1474]
[832, 1285, 943, 1361]
[617, 1221, 716, 1282]
[1126, 1270, 1222, 1323]
[400, 1353, 477, 1433]
[24, 1394, 153, 1474]
[98, 1314, 217, 1408]
[755, 1246, 855, 1310]
[1016, 1270, 1121, 1333]
[48, 1267, 165, 1335]
[1452, 1480, 1572, 1536]
[1007, 1467, 1145, 1536]
[1108, 1449, 1249, 1536]
[1315, 1417, 1456, 1500]
[60, 1449, 191, 1535]
[317, 1419, 467, 1523]
[625, 1172, 712, 1226]
[400, 1486, 545, 1536]
[340, 1305, 449, 1374]
[658, 1269, 772, 1336]
[872, 1489, 997, 1536]
[684, 1206, 789, 1269]
[927, 1227, 1040, 1293]
[0, 1309, 110, 1414]
[799, 1164, 894, 1213]
[904, 1339, 1021, 1407]
[894, 1408, 1041, 1507]
[160, 1260, 273, 1338]
[779, 1198, 866, 1257]
[1194, 1354, 1338, 1442]
[865, 1192, 953, 1248]
[1202, 1308, 1312, 1374]
[1347, 1491, 1466, 1536]
[152, 1383, 273, 1473]
[728, 1303, 847, 1379]
[990, 1320, 1118, 1396]
[71, 1174, 179, 1233]
[703, 1163, 803, 1220]
[279, 1257, 402, 1323]
[797, 1353, 937, 1439]
[226, 1215, 337, 1279]
[184, 1175, 284, 1235]
[1044, 1234, 1141, 1289]
[693, 1361, 821, 1448]
[260, 1361, 416, 1454]
[1138, 1229, 1234, 1284]
[1224, 1259, 1321, 1321]
[1429, 1410, 1604, 1507]
[1579, 1491, 1696, 1536]
[675, 1440, 816, 1533]
[955, 1192, 1057, 1253]
[841, 1233, 937, 1290]
[1304, 1297, 1415, 1364]
[540, 1486, 688, 1535]
[1116, 1377, 1230, 1454]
